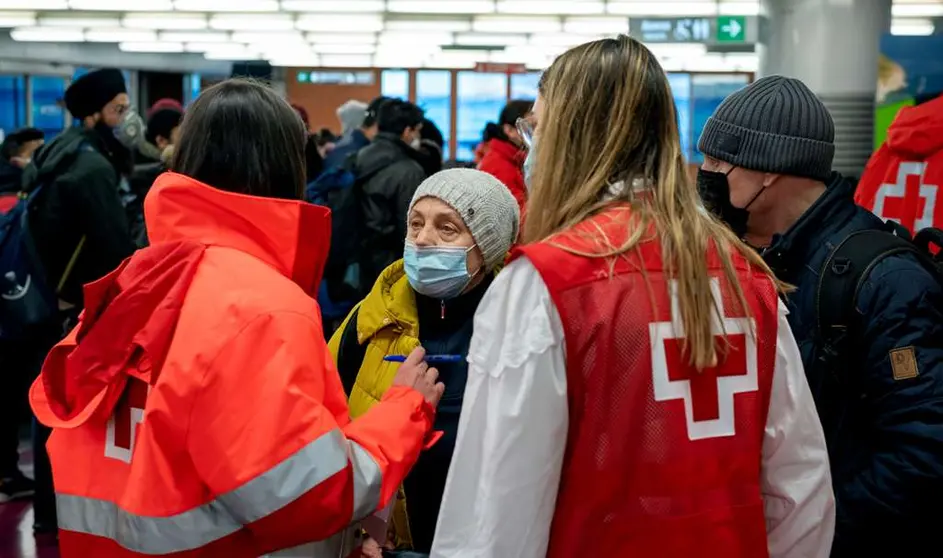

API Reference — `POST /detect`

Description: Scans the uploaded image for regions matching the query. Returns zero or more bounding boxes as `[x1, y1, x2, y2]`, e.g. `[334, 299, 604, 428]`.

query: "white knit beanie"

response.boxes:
[336, 100, 368, 135]
[409, 169, 520, 270]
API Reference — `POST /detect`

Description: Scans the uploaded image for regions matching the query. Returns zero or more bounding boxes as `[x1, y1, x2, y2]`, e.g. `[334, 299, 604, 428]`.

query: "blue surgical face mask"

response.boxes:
[404, 240, 477, 300]
[523, 139, 536, 191]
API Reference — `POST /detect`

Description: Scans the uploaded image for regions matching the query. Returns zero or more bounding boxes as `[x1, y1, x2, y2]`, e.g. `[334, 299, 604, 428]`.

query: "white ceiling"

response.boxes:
[0, 0, 936, 70]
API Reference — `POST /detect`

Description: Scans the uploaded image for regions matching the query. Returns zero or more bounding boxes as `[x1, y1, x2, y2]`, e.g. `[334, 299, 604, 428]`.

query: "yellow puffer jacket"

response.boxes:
[328, 260, 422, 549]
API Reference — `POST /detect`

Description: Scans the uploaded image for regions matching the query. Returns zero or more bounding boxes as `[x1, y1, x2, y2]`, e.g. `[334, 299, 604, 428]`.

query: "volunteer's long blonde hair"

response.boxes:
[525, 35, 782, 370]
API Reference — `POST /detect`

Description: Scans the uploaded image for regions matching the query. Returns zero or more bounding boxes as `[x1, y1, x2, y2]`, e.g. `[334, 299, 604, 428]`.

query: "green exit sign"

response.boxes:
[716, 15, 747, 43]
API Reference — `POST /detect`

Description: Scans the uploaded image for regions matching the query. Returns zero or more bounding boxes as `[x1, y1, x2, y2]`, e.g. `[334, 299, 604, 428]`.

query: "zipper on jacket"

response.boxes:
[441, 300, 446, 320]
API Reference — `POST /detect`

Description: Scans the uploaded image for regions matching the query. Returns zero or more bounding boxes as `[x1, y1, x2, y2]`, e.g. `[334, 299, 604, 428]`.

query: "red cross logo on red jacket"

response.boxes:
[649, 279, 758, 441]
[104, 377, 149, 464]
[873, 162, 939, 232]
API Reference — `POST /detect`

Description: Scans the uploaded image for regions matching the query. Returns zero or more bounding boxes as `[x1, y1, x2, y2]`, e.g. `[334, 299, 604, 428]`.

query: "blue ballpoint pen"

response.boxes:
[383, 354, 464, 364]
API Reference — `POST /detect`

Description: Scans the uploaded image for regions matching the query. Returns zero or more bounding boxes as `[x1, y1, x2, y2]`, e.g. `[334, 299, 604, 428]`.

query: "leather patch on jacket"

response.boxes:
[890, 347, 919, 380]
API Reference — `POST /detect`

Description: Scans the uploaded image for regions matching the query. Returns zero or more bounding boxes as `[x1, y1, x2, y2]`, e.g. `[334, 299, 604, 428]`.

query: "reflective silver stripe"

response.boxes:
[349, 440, 382, 522]
[56, 428, 377, 555]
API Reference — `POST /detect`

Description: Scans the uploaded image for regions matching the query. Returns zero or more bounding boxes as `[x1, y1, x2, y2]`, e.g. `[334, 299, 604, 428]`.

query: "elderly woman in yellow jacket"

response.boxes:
[328, 168, 520, 556]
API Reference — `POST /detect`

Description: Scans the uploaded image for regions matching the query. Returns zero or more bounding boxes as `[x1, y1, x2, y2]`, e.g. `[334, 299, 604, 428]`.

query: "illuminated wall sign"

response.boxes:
[630, 16, 756, 45]
[296, 71, 375, 85]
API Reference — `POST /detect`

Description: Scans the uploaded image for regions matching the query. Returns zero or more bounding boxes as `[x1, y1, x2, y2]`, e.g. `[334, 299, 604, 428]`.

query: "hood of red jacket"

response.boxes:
[31, 174, 331, 428]
[486, 138, 527, 166]
[886, 96, 943, 158]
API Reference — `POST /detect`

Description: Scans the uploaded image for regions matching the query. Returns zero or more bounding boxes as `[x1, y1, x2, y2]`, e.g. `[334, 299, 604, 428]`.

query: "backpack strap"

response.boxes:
[815, 225, 926, 378]
[336, 306, 367, 397]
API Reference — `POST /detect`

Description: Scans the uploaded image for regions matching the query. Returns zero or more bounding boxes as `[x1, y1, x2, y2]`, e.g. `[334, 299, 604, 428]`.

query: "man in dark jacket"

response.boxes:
[324, 96, 387, 172]
[0, 128, 44, 194]
[355, 99, 426, 290]
[20, 68, 138, 532]
[128, 101, 183, 246]
[697, 76, 943, 557]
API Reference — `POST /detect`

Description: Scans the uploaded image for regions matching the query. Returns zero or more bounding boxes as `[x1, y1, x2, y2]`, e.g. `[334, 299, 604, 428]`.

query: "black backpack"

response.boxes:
[815, 221, 943, 384]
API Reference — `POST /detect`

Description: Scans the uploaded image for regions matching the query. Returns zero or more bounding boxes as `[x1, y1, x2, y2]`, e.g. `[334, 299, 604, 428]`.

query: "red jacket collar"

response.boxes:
[487, 138, 527, 166]
[145, 172, 331, 296]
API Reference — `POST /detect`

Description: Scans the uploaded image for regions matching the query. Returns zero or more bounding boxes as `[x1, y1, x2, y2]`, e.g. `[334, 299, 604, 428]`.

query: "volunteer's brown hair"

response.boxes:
[172, 78, 307, 200]
[525, 35, 782, 369]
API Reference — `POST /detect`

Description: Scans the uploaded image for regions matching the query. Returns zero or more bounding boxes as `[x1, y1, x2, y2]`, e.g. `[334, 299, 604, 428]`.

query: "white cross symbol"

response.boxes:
[873, 161, 938, 232]
[649, 278, 758, 441]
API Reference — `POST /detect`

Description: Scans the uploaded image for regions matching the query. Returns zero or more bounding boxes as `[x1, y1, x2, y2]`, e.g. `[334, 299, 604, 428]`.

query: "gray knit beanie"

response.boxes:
[336, 100, 368, 135]
[409, 169, 520, 271]
[697, 76, 835, 182]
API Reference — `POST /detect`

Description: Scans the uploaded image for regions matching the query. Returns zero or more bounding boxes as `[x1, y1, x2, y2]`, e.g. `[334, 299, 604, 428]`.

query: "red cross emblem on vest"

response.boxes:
[649, 279, 758, 441]
[104, 377, 149, 464]
[873, 162, 939, 232]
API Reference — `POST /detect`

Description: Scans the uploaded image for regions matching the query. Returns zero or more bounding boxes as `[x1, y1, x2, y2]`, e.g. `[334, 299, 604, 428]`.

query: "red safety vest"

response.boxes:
[513, 206, 777, 558]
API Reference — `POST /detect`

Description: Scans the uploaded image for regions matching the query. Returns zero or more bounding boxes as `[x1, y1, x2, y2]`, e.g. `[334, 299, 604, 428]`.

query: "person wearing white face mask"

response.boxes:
[328, 168, 520, 557]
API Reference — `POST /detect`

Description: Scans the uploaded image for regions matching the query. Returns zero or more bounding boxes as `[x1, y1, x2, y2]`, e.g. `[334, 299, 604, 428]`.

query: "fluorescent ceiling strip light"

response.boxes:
[185, 41, 247, 51]
[564, 16, 628, 34]
[378, 31, 453, 45]
[160, 31, 229, 42]
[38, 15, 121, 27]
[232, 30, 307, 43]
[718, 1, 759, 16]
[313, 43, 375, 54]
[175, 0, 279, 10]
[281, 0, 383, 11]
[427, 51, 479, 68]
[319, 54, 373, 67]
[86, 28, 159, 42]
[203, 45, 262, 59]
[607, 1, 716, 16]
[497, 0, 604, 15]
[120, 41, 184, 52]
[529, 32, 601, 46]
[306, 32, 377, 44]
[123, 13, 208, 29]
[473, 15, 561, 33]
[891, 20, 935, 36]
[70, 0, 173, 10]
[210, 13, 294, 30]
[893, 4, 943, 18]
[384, 19, 472, 32]
[454, 33, 527, 46]
[0, 11, 35, 27]
[267, 54, 321, 66]
[387, 0, 495, 14]
[0, 0, 67, 8]
[373, 56, 424, 68]
[295, 14, 383, 32]
[11, 26, 83, 41]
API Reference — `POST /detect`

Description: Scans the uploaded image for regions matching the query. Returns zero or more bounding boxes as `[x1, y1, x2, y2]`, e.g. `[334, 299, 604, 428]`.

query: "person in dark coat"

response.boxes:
[128, 103, 183, 246]
[355, 99, 427, 292]
[697, 76, 943, 558]
[414, 117, 445, 177]
[0, 128, 44, 194]
[324, 96, 387, 172]
[18, 68, 138, 532]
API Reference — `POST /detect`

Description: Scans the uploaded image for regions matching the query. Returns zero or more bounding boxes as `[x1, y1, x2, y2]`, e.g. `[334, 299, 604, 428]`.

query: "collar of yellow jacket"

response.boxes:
[355, 259, 505, 343]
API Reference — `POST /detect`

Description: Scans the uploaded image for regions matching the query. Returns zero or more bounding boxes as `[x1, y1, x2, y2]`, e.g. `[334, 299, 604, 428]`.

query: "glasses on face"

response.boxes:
[516, 117, 535, 149]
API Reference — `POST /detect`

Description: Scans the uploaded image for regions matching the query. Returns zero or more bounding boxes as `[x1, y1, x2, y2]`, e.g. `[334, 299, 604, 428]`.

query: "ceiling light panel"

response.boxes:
[11, 26, 83, 41]
[0, 11, 35, 27]
[281, 0, 383, 11]
[306, 32, 377, 44]
[378, 30, 453, 46]
[120, 41, 184, 52]
[86, 28, 159, 42]
[70, 0, 174, 10]
[319, 54, 373, 67]
[268, 54, 321, 66]
[384, 19, 472, 32]
[529, 32, 601, 46]
[0, 0, 67, 8]
[473, 15, 561, 33]
[891, 18, 935, 36]
[893, 4, 943, 18]
[175, 0, 279, 10]
[38, 14, 121, 27]
[203, 45, 262, 59]
[160, 30, 230, 42]
[123, 13, 208, 29]
[497, 0, 604, 15]
[313, 43, 375, 54]
[607, 1, 717, 16]
[718, 1, 759, 15]
[387, 0, 495, 14]
[231, 30, 307, 43]
[295, 13, 383, 32]
[564, 16, 628, 34]
[454, 32, 527, 46]
[210, 13, 294, 30]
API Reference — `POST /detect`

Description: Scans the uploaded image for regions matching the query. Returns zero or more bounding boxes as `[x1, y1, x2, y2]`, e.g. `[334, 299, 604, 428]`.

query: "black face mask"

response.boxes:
[697, 167, 764, 239]
[93, 120, 135, 176]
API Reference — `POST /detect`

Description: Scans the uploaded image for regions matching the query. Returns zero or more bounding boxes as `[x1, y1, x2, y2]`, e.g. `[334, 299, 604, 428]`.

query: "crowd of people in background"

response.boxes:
[0, 32, 940, 558]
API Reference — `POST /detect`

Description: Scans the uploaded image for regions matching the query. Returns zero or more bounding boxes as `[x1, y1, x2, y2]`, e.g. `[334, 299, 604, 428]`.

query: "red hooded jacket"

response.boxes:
[477, 138, 527, 217]
[30, 173, 435, 558]
[857, 96, 943, 234]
